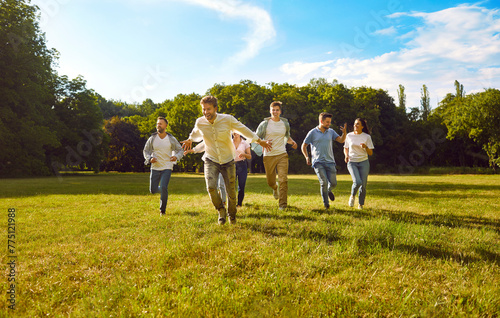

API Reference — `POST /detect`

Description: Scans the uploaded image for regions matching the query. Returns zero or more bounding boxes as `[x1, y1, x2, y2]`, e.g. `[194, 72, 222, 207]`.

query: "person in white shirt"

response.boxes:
[182, 96, 271, 225]
[143, 117, 184, 216]
[255, 101, 298, 210]
[344, 118, 374, 209]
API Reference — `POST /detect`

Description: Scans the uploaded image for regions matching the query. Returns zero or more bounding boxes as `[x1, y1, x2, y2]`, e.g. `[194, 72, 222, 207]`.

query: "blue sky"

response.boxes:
[32, 0, 500, 109]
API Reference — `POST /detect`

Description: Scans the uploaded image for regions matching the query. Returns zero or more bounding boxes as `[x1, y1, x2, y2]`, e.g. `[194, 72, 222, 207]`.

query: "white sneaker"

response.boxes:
[358, 204, 363, 210]
[273, 183, 279, 199]
[348, 195, 355, 207]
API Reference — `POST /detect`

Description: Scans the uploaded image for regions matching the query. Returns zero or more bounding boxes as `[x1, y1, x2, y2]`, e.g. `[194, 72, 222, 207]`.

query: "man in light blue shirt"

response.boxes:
[301, 112, 346, 209]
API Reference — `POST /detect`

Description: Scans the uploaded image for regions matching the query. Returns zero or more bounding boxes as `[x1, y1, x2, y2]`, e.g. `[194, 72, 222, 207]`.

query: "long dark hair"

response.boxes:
[356, 118, 370, 134]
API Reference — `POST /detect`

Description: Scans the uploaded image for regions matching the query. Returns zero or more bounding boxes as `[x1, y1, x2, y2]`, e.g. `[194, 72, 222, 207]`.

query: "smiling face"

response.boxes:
[270, 105, 281, 119]
[353, 119, 364, 134]
[319, 117, 331, 130]
[202, 102, 217, 123]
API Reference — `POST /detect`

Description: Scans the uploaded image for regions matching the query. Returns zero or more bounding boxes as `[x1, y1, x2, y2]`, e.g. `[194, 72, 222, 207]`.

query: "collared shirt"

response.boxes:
[188, 113, 260, 164]
[303, 127, 340, 166]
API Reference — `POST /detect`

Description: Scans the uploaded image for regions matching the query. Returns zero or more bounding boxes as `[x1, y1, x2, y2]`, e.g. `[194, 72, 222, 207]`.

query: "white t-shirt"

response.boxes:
[344, 132, 374, 162]
[151, 135, 174, 170]
[264, 119, 287, 156]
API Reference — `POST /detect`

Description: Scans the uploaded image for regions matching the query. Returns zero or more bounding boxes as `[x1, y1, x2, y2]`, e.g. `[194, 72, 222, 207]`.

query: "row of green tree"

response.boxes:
[1, 1, 498, 177]
[100, 79, 497, 175]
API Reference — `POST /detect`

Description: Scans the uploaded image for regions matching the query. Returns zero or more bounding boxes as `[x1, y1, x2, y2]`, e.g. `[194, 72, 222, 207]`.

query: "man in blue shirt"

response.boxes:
[301, 113, 346, 209]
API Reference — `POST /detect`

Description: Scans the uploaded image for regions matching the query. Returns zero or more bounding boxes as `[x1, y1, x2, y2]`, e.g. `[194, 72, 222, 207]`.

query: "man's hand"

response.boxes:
[290, 140, 298, 149]
[183, 149, 195, 155]
[170, 156, 177, 162]
[345, 156, 349, 163]
[181, 139, 192, 151]
[150, 157, 157, 163]
[340, 122, 347, 134]
[305, 157, 311, 166]
[259, 139, 272, 152]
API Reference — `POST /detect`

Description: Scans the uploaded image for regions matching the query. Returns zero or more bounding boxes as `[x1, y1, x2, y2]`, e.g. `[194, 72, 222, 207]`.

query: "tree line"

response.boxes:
[1, 1, 498, 177]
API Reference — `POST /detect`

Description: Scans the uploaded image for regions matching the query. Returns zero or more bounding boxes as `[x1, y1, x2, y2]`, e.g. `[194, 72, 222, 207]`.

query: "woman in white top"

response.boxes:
[344, 118, 374, 209]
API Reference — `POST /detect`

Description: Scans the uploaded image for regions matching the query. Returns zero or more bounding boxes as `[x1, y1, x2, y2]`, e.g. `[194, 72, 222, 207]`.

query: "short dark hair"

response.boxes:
[319, 112, 332, 121]
[270, 101, 282, 110]
[157, 117, 168, 125]
[201, 96, 218, 108]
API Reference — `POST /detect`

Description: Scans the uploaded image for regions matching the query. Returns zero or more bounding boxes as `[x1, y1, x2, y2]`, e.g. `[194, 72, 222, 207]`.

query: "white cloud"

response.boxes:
[280, 4, 500, 109]
[280, 60, 335, 80]
[182, 0, 276, 66]
[374, 26, 397, 36]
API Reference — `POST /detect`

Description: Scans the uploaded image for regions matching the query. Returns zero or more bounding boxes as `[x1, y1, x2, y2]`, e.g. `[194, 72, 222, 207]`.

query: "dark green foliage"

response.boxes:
[101, 117, 146, 172]
[0, 0, 59, 176]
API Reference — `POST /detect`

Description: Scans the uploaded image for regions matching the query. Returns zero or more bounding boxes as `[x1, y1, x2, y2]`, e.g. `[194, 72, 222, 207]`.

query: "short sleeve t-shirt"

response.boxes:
[264, 119, 287, 157]
[344, 132, 374, 162]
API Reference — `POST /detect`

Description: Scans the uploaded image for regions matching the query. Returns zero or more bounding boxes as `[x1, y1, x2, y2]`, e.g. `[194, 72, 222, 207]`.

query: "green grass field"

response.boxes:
[1, 173, 499, 317]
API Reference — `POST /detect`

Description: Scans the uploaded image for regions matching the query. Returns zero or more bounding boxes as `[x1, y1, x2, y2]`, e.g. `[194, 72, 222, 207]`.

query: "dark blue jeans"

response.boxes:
[150, 169, 172, 212]
[235, 161, 248, 206]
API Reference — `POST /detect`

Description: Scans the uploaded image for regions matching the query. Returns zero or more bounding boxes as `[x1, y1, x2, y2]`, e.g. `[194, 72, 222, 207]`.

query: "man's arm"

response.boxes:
[170, 136, 184, 162]
[231, 117, 272, 151]
[287, 137, 298, 149]
[143, 136, 154, 165]
[335, 123, 347, 143]
[301, 142, 311, 166]
[181, 126, 202, 150]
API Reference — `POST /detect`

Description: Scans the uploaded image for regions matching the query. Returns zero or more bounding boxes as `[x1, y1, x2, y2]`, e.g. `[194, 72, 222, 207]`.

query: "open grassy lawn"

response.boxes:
[0, 173, 499, 317]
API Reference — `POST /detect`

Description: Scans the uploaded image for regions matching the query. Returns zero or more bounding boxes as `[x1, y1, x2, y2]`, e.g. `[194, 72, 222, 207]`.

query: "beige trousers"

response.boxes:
[263, 153, 289, 208]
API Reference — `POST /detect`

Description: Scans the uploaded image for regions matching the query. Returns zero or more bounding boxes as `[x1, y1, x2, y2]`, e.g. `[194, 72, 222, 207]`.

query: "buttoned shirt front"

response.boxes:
[188, 113, 260, 164]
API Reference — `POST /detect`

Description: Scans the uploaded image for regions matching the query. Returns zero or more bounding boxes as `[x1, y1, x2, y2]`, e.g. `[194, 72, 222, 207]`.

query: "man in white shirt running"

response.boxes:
[182, 96, 271, 225]
[143, 117, 184, 216]
[255, 101, 298, 210]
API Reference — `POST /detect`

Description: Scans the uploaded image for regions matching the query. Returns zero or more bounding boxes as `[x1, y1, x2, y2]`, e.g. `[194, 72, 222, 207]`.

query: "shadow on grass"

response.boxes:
[394, 244, 500, 266]
[368, 180, 500, 200]
[338, 208, 500, 233]
[239, 204, 499, 266]
[240, 204, 342, 244]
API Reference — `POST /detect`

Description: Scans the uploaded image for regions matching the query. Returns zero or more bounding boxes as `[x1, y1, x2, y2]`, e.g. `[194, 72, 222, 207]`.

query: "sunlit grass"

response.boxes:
[0, 173, 498, 317]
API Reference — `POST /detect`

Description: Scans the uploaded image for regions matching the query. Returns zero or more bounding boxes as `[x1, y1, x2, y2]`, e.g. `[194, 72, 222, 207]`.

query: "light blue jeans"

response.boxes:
[204, 159, 237, 219]
[347, 159, 370, 205]
[150, 169, 172, 212]
[218, 173, 226, 204]
[313, 161, 337, 208]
